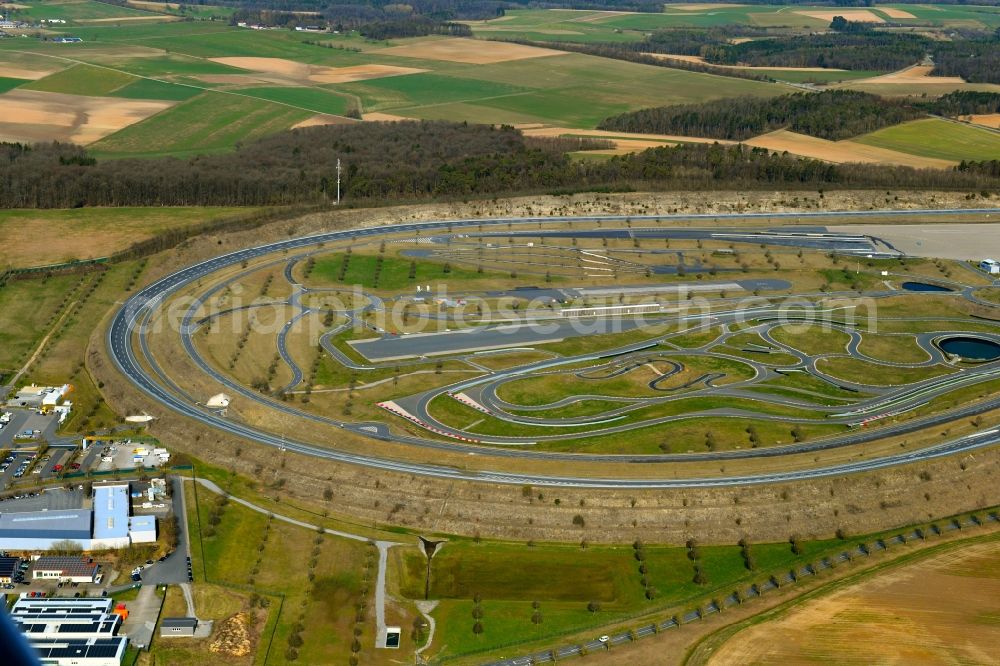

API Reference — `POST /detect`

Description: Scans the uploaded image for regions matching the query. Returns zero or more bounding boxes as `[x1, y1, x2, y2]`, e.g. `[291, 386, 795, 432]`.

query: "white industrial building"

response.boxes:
[981, 259, 1000, 274]
[0, 484, 157, 552]
[128, 515, 156, 543]
[12, 598, 113, 616]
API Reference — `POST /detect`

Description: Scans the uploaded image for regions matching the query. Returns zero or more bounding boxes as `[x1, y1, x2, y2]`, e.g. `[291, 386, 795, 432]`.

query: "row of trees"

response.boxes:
[1, 120, 997, 210]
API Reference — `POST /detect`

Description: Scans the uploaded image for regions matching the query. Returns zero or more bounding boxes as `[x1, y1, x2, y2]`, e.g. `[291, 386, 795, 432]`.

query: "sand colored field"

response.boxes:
[311, 64, 427, 84]
[0, 3, 29, 8]
[744, 129, 956, 168]
[877, 7, 916, 19]
[292, 113, 355, 129]
[76, 15, 178, 22]
[126, 0, 180, 9]
[362, 112, 412, 122]
[209, 57, 424, 84]
[963, 113, 1000, 128]
[0, 64, 58, 80]
[795, 9, 884, 22]
[0, 89, 173, 145]
[521, 125, 735, 146]
[669, 3, 745, 10]
[196, 74, 268, 85]
[708, 540, 1000, 666]
[649, 53, 846, 72]
[854, 64, 966, 85]
[372, 38, 566, 64]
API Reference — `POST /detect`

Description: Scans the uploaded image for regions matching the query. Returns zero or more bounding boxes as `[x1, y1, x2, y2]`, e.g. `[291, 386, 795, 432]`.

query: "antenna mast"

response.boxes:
[336, 158, 341, 205]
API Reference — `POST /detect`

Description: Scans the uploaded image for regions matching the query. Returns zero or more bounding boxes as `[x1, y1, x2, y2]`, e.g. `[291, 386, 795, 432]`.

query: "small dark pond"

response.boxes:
[939, 336, 1000, 361]
[902, 282, 952, 293]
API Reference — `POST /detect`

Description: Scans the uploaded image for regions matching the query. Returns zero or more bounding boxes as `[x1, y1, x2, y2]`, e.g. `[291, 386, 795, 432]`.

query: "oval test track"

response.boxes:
[107, 209, 1000, 488]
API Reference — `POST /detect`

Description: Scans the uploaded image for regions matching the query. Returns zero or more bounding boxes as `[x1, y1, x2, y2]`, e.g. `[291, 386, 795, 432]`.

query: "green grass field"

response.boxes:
[183, 482, 376, 665]
[310, 252, 506, 291]
[406, 534, 851, 661]
[0, 76, 27, 94]
[855, 118, 1000, 162]
[91, 91, 311, 157]
[22, 63, 136, 96]
[14, 0, 166, 22]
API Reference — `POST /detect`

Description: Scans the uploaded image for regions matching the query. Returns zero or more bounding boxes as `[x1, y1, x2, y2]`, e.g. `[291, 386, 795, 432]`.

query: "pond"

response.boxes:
[939, 336, 1000, 361]
[902, 282, 952, 293]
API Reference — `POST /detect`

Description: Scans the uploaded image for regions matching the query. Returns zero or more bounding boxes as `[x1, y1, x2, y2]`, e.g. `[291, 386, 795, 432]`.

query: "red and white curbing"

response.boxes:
[449, 391, 492, 415]
[376, 400, 482, 443]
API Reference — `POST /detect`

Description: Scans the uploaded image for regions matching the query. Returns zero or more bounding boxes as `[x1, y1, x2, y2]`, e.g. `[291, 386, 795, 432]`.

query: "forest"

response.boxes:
[0, 121, 996, 210]
[598, 91, 925, 141]
[698, 32, 929, 72]
[599, 91, 1000, 141]
[932, 36, 1000, 84]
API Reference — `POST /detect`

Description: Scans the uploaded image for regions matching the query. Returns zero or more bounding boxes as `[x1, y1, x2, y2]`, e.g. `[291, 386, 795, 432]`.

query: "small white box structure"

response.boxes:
[980, 259, 1000, 274]
[128, 515, 157, 543]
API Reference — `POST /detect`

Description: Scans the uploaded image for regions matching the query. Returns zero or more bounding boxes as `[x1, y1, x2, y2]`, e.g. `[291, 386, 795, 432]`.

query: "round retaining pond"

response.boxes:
[938, 336, 1000, 361]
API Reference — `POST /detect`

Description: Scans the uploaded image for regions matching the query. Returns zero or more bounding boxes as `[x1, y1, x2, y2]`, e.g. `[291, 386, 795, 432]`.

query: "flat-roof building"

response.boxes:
[32, 556, 100, 583]
[128, 515, 156, 544]
[12, 613, 121, 639]
[0, 555, 21, 582]
[0, 483, 155, 552]
[0, 509, 93, 551]
[92, 485, 130, 550]
[28, 636, 127, 666]
[160, 617, 198, 637]
[13, 597, 113, 616]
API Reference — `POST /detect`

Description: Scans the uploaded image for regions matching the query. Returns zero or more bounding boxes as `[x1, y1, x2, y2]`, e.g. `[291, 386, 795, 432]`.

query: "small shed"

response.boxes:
[160, 617, 198, 637]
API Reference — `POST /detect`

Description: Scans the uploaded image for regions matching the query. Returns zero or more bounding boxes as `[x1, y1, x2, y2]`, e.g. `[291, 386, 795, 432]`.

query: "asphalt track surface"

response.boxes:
[107, 209, 1000, 488]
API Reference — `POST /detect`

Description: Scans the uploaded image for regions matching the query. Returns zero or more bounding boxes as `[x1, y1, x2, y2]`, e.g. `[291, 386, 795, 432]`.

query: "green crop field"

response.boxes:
[383, 53, 785, 128]
[22, 63, 136, 96]
[14, 0, 165, 22]
[108, 76, 202, 100]
[855, 118, 1000, 162]
[236, 85, 352, 115]
[339, 72, 533, 111]
[90, 91, 311, 157]
[0, 76, 27, 94]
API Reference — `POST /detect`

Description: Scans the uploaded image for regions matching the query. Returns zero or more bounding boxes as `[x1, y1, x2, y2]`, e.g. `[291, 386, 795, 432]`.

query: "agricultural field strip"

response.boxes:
[1, 48, 356, 119]
[108, 212, 992, 487]
[487, 514, 1000, 666]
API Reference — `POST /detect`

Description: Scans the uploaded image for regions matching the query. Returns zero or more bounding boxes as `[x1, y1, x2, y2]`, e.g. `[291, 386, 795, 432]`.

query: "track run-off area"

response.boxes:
[107, 209, 1000, 488]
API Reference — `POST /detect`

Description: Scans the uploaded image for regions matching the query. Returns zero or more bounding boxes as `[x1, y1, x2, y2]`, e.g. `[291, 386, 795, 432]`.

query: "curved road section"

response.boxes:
[107, 210, 1000, 489]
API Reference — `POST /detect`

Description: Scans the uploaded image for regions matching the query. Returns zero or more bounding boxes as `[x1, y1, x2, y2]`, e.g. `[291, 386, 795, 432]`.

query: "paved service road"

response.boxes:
[107, 209, 1000, 489]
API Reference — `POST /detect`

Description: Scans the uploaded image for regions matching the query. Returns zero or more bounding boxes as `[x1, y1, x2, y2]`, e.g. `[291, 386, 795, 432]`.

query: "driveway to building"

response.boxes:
[120, 584, 160, 650]
[138, 476, 190, 586]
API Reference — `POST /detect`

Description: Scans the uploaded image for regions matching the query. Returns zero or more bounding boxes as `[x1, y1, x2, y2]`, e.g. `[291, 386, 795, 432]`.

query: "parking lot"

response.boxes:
[0, 410, 58, 450]
[0, 486, 84, 512]
[93, 441, 168, 473]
